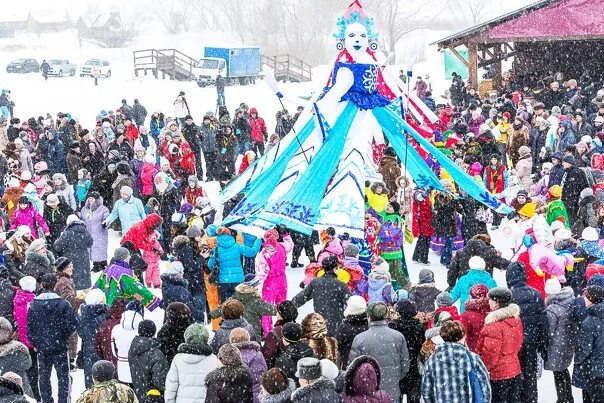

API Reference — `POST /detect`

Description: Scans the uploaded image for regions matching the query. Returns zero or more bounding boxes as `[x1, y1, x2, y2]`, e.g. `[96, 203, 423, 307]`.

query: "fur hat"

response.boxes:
[184, 323, 209, 346]
[344, 295, 367, 317]
[46, 193, 60, 206]
[518, 145, 531, 157]
[488, 287, 512, 306]
[218, 344, 243, 366]
[468, 256, 486, 270]
[545, 278, 562, 295]
[301, 313, 327, 340]
[262, 368, 289, 395]
[344, 243, 359, 257]
[436, 291, 453, 307]
[27, 238, 46, 253]
[92, 361, 115, 383]
[582, 227, 599, 242]
[366, 302, 388, 321]
[137, 320, 156, 338]
[282, 322, 302, 343]
[114, 247, 130, 261]
[0, 317, 13, 343]
[165, 261, 184, 276]
[19, 276, 36, 292]
[85, 289, 106, 305]
[418, 269, 434, 284]
[395, 299, 418, 319]
[276, 300, 298, 323]
[54, 256, 71, 272]
[223, 299, 244, 320]
[295, 357, 321, 380]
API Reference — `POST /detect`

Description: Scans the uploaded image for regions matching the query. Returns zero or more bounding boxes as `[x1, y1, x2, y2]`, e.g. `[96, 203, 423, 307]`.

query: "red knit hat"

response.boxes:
[216, 226, 231, 236]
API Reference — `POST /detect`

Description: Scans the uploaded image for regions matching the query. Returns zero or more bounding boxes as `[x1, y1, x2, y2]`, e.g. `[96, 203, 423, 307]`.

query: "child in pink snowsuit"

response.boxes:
[316, 227, 344, 264]
[13, 276, 36, 349]
[255, 229, 294, 335]
[143, 230, 163, 288]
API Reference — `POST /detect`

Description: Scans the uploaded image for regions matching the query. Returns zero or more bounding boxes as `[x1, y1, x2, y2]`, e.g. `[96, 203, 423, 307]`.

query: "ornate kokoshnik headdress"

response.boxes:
[333, 0, 379, 52]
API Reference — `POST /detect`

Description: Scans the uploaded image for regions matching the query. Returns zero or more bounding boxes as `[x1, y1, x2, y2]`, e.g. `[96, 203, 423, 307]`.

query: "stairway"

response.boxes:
[262, 54, 313, 83]
[133, 49, 197, 80]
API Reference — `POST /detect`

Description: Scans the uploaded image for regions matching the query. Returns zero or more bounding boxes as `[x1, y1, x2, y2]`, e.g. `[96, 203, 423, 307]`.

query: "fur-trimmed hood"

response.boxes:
[25, 250, 50, 268]
[172, 234, 191, 249]
[0, 340, 28, 357]
[545, 286, 575, 307]
[485, 303, 521, 325]
[259, 378, 296, 403]
[235, 283, 259, 295]
[232, 340, 261, 352]
[290, 377, 336, 401]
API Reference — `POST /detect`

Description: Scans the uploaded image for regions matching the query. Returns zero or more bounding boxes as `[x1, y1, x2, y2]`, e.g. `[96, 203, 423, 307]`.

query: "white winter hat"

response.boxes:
[554, 228, 572, 241]
[469, 256, 486, 270]
[320, 358, 339, 380]
[372, 257, 391, 276]
[85, 289, 106, 305]
[550, 220, 564, 234]
[8, 177, 20, 188]
[144, 154, 155, 164]
[165, 261, 184, 276]
[19, 276, 36, 292]
[344, 295, 367, 317]
[545, 278, 562, 295]
[542, 162, 553, 171]
[20, 170, 31, 181]
[582, 227, 599, 242]
[66, 214, 82, 226]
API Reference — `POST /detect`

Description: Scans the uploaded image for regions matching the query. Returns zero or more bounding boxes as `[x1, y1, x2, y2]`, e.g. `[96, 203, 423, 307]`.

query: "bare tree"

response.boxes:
[448, 0, 493, 26]
[151, 0, 199, 34]
[80, 8, 139, 48]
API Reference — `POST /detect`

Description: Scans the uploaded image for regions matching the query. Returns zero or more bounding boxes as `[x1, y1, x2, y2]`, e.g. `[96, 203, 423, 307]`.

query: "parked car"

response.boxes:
[79, 59, 111, 78]
[48, 59, 77, 77]
[6, 58, 40, 73]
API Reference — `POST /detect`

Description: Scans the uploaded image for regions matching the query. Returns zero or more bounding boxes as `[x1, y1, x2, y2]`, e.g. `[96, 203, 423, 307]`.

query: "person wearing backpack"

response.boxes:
[477, 287, 524, 402]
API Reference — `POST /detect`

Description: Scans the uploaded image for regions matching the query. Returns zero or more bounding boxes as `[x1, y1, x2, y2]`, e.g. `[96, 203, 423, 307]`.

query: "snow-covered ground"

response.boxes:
[1, 58, 577, 402]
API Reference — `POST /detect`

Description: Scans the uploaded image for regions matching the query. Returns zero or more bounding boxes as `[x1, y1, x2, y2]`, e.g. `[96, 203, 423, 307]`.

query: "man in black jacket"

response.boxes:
[27, 273, 77, 403]
[506, 262, 548, 403]
[132, 99, 148, 128]
[447, 239, 509, 288]
[275, 322, 315, 382]
[181, 115, 203, 180]
[561, 155, 590, 225]
[128, 319, 169, 401]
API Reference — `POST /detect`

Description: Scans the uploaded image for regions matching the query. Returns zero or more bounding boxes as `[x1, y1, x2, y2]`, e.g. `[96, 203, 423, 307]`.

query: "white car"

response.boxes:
[79, 59, 111, 78]
[48, 59, 76, 77]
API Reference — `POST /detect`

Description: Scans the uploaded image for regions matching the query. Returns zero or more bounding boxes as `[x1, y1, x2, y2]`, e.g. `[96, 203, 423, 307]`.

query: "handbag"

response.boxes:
[208, 250, 220, 285]
[466, 350, 485, 403]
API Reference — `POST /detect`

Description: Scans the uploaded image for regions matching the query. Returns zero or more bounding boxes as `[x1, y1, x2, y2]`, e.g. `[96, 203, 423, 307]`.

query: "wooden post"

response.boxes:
[467, 42, 478, 89]
[492, 44, 503, 91]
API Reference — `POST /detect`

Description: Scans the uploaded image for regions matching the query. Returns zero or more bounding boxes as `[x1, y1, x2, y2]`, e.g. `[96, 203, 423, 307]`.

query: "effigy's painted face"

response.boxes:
[345, 23, 369, 59]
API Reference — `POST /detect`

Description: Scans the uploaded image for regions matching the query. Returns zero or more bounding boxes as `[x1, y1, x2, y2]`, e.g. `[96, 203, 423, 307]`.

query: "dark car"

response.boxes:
[6, 58, 40, 73]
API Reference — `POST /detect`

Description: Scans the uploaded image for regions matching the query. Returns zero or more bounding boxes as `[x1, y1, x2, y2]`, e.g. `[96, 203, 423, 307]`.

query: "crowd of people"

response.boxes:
[0, 68, 602, 403]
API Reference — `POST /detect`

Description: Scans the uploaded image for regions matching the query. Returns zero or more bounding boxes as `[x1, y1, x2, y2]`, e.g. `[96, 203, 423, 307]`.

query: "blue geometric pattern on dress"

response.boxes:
[374, 108, 444, 192]
[222, 116, 318, 225]
[256, 103, 359, 234]
[330, 62, 390, 110]
[313, 103, 331, 142]
[375, 106, 515, 214]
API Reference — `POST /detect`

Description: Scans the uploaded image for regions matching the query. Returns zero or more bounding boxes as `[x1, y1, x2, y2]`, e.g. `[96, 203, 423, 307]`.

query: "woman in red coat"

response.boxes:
[411, 189, 434, 264]
[249, 107, 267, 156]
[460, 284, 490, 352]
[478, 287, 524, 402]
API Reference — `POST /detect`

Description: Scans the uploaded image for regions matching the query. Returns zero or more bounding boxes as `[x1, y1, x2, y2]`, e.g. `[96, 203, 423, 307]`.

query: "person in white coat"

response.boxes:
[165, 323, 218, 403]
[110, 307, 143, 384]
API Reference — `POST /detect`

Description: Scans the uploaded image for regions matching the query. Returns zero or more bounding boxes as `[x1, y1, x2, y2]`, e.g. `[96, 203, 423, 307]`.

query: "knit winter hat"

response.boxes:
[120, 185, 133, 196]
[262, 368, 289, 395]
[550, 220, 565, 233]
[184, 323, 209, 346]
[114, 247, 130, 261]
[418, 269, 435, 284]
[562, 155, 576, 165]
[92, 361, 115, 383]
[0, 317, 12, 343]
[366, 302, 389, 321]
[372, 258, 391, 279]
[488, 287, 513, 306]
[222, 299, 244, 320]
[263, 229, 279, 245]
[243, 273, 260, 287]
[344, 295, 367, 317]
[45, 193, 60, 206]
[229, 327, 251, 343]
[218, 344, 243, 366]
[548, 185, 562, 198]
[395, 299, 418, 319]
[344, 243, 360, 258]
[582, 227, 599, 242]
[320, 359, 339, 380]
[580, 187, 594, 200]
[27, 238, 46, 253]
[436, 291, 453, 307]
[85, 289, 106, 305]
[276, 300, 298, 323]
[518, 202, 536, 218]
[282, 322, 302, 343]
[469, 284, 489, 299]
[554, 228, 572, 242]
[469, 256, 486, 271]
[165, 261, 184, 276]
[185, 226, 202, 238]
[216, 226, 231, 236]
[295, 357, 322, 380]
[138, 320, 156, 337]
[585, 285, 604, 304]
[301, 313, 327, 340]
[545, 278, 562, 295]
[18, 276, 36, 292]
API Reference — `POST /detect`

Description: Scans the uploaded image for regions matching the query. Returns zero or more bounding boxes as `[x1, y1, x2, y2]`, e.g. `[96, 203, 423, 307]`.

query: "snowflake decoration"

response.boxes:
[362, 65, 378, 92]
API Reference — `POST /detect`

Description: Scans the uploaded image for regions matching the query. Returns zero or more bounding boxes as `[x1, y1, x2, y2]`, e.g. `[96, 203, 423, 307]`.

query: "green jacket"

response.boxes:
[94, 261, 161, 311]
[546, 199, 570, 228]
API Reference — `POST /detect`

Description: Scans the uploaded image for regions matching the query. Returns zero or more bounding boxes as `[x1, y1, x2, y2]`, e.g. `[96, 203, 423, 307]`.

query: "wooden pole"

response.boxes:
[468, 42, 478, 89]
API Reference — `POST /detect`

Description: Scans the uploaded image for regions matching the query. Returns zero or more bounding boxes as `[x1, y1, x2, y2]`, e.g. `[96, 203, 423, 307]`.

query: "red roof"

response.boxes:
[489, 0, 604, 41]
